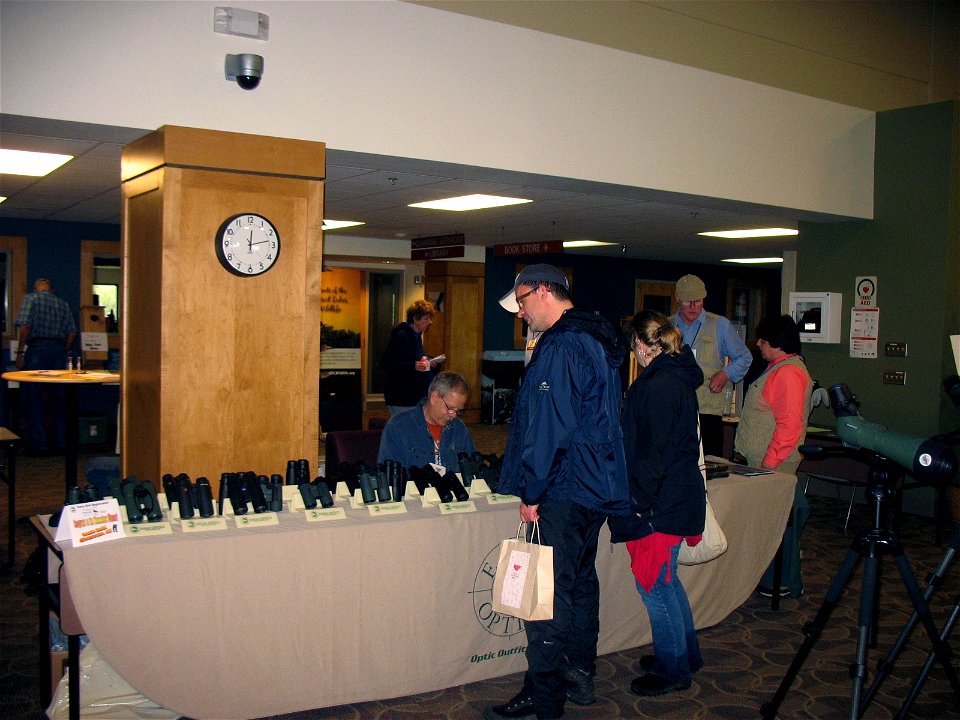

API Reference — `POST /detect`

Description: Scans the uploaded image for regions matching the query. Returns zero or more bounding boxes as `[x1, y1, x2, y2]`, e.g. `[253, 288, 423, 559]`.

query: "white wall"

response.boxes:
[1, 0, 875, 219]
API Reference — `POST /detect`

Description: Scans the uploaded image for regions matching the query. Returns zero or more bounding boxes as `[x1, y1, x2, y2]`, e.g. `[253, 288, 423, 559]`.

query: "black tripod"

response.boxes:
[760, 455, 960, 720]
[858, 522, 960, 718]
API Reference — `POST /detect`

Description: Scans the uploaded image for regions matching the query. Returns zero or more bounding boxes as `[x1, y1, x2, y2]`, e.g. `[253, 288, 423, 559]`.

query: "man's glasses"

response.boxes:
[515, 288, 536, 310]
[440, 395, 465, 416]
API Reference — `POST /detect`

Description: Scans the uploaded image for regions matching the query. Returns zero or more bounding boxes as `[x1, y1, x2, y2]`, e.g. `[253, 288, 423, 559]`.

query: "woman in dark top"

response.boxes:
[609, 309, 706, 697]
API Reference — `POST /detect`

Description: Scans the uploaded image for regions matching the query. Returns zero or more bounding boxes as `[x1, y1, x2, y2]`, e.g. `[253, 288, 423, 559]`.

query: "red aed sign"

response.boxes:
[493, 241, 564, 256]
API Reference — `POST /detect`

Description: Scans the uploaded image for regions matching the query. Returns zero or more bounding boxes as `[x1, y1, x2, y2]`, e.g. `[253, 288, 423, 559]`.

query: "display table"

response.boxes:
[2, 370, 120, 492]
[48, 471, 796, 719]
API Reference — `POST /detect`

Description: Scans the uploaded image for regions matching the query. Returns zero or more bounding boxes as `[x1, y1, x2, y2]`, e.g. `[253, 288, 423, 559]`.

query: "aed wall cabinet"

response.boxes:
[789, 292, 843, 344]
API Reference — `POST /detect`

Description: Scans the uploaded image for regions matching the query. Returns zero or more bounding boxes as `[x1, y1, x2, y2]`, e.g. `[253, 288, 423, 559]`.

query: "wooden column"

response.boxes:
[120, 127, 324, 494]
[423, 261, 484, 423]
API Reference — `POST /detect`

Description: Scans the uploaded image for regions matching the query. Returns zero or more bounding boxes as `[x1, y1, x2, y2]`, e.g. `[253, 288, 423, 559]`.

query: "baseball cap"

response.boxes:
[676, 274, 707, 302]
[498, 263, 570, 312]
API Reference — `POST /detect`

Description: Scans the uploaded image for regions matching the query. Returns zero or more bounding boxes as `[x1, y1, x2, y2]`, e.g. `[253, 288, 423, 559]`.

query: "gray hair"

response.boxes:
[429, 371, 470, 397]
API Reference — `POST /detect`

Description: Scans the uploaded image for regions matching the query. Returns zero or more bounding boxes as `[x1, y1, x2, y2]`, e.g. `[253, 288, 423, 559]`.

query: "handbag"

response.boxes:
[678, 421, 729, 565]
[491, 521, 554, 621]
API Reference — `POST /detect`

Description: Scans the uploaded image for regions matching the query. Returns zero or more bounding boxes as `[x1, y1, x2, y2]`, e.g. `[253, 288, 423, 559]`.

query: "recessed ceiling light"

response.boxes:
[721, 257, 784, 264]
[562, 240, 617, 248]
[0, 149, 73, 176]
[408, 194, 532, 211]
[699, 228, 798, 239]
[321, 219, 365, 231]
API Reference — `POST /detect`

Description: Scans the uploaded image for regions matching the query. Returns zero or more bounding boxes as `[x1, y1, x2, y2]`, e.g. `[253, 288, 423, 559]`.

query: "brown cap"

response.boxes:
[676, 274, 707, 302]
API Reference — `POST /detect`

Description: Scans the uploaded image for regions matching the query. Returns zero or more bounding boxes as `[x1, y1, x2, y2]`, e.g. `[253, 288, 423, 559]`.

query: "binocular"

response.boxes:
[408, 464, 469, 503]
[458, 451, 503, 492]
[162, 473, 216, 519]
[49, 483, 103, 527]
[119, 477, 163, 523]
[217, 471, 277, 515]
[298, 476, 335, 509]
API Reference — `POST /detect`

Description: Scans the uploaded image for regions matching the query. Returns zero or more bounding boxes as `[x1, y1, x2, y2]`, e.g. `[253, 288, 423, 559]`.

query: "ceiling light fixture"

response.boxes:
[0, 149, 73, 176]
[321, 219, 365, 231]
[699, 228, 798, 239]
[408, 194, 532, 212]
[721, 257, 784, 264]
[562, 240, 617, 248]
[0, 197, 6, 204]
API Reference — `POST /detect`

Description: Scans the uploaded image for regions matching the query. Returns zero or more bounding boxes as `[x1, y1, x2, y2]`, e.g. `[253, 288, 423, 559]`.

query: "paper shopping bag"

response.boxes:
[491, 521, 554, 621]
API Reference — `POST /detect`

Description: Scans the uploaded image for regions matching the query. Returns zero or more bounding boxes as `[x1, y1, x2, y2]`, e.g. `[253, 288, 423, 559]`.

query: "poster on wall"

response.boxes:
[320, 268, 363, 431]
[849, 307, 879, 359]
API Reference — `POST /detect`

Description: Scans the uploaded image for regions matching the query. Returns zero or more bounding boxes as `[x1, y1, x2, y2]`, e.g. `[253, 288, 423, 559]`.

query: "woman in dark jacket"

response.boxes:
[609, 309, 706, 697]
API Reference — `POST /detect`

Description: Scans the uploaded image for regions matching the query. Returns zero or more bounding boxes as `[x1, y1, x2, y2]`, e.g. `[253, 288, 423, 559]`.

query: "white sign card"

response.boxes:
[54, 499, 126, 546]
[81, 331, 109, 352]
[850, 307, 880, 359]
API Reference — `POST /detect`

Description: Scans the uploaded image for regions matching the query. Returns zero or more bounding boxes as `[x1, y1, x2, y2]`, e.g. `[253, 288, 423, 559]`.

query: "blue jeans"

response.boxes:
[21, 339, 68, 451]
[636, 542, 703, 684]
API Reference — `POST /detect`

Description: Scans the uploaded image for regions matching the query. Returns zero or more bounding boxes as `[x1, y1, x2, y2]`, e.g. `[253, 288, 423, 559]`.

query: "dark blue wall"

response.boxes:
[482, 250, 782, 351]
[0, 218, 120, 315]
[0, 219, 121, 424]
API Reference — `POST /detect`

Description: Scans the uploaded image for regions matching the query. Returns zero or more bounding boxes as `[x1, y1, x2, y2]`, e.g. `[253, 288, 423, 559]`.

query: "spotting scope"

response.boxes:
[828, 383, 957, 480]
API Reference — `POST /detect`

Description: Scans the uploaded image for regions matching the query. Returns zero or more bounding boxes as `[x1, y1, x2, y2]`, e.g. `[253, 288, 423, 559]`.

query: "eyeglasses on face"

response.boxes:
[439, 395, 465, 416]
[515, 288, 537, 310]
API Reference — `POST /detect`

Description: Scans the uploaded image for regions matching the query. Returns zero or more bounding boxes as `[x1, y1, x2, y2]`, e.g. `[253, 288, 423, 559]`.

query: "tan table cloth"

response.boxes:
[58, 471, 796, 719]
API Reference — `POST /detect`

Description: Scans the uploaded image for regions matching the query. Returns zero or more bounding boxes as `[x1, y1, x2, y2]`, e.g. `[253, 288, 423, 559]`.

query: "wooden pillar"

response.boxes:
[422, 261, 484, 423]
[120, 126, 324, 494]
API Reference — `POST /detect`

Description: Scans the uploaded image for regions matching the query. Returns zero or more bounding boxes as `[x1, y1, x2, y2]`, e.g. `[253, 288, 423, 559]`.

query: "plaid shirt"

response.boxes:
[15, 290, 76, 340]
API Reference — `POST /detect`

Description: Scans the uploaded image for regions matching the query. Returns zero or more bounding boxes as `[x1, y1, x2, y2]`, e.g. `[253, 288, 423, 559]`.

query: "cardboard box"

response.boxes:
[50, 649, 68, 697]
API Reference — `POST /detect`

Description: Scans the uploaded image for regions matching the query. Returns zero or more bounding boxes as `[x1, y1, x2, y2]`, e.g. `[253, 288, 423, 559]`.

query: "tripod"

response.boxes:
[760, 455, 960, 720]
[858, 523, 960, 718]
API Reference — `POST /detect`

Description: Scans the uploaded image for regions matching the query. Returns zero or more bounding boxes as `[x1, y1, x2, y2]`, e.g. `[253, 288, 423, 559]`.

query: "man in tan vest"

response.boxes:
[673, 274, 752, 457]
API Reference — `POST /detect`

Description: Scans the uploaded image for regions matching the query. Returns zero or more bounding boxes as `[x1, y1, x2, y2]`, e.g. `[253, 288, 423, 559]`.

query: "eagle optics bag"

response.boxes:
[678, 421, 729, 565]
[492, 521, 554, 621]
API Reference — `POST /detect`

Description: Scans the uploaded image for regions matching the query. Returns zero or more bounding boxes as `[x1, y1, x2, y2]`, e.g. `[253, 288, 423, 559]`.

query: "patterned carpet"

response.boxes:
[2, 426, 959, 719]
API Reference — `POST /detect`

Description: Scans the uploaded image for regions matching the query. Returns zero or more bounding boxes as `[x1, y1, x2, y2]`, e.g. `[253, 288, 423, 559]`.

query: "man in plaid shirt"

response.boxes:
[14, 278, 77, 453]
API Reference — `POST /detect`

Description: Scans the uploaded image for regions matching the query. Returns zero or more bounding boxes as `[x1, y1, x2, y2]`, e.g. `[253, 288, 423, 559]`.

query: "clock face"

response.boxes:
[215, 213, 281, 276]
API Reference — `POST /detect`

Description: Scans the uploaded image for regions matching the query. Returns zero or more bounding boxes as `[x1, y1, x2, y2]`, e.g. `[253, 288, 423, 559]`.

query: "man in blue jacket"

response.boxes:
[377, 371, 476, 470]
[485, 264, 631, 720]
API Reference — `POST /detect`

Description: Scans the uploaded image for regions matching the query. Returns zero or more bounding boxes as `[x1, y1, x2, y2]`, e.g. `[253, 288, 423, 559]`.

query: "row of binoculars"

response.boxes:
[306, 451, 505, 508]
[50, 451, 505, 525]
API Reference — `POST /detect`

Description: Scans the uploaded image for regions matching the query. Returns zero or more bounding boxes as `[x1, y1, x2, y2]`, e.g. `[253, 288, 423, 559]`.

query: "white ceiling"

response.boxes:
[0, 113, 847, 265]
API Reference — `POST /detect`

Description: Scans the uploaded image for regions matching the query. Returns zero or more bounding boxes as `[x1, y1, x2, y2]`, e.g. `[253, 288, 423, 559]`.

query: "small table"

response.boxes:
[0, 427, 22, 568]
[29, 515, 83, 720]
[2, 371, 120, 493]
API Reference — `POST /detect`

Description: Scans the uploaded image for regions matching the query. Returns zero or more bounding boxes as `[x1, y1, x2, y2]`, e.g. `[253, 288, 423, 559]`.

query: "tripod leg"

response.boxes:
[760, 547, 862, 719]
[896, 596, 960, 720]
[859, 527, 959, 714]
[890, 547, 960, 697]
[850, 549, 882, 719]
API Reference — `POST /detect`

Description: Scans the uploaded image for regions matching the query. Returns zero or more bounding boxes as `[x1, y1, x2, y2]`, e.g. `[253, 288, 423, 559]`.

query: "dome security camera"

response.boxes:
[225, 53, 264, 90]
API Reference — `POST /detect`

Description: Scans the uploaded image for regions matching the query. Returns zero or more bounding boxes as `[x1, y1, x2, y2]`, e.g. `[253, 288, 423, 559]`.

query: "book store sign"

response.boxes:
[493, 241, 564, 256]
[411, 233, 465, 260]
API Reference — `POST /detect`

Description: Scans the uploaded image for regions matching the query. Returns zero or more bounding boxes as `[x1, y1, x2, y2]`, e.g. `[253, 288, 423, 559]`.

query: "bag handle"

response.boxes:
[516, 520, 543, 545]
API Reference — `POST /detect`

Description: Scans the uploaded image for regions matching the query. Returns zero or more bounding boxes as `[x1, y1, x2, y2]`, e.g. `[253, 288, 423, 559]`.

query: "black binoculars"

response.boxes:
[119, 477, 163, 523]
[298, 476, 335, 509]
[49, 484, 103, 527]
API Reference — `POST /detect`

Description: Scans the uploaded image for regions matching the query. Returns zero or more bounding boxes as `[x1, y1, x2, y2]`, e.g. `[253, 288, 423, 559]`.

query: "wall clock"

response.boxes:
[215, 213, 281, 276]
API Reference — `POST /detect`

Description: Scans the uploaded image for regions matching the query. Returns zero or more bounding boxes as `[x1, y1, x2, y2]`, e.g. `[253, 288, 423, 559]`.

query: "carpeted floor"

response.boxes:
[2, 424, 959, 719]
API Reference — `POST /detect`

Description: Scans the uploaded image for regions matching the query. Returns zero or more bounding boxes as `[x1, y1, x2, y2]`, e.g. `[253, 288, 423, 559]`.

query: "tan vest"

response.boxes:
[690, 313, 726, 415]
[734, 355, 812, 475]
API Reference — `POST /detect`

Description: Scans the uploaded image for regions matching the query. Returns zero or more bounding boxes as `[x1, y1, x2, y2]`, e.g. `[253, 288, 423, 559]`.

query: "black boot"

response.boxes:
[563, 665, 595, 706]
[483, 691, 536, 720]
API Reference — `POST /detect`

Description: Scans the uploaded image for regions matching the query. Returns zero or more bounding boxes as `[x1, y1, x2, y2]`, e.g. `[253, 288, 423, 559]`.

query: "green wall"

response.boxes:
[798, 101, 959, 440]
